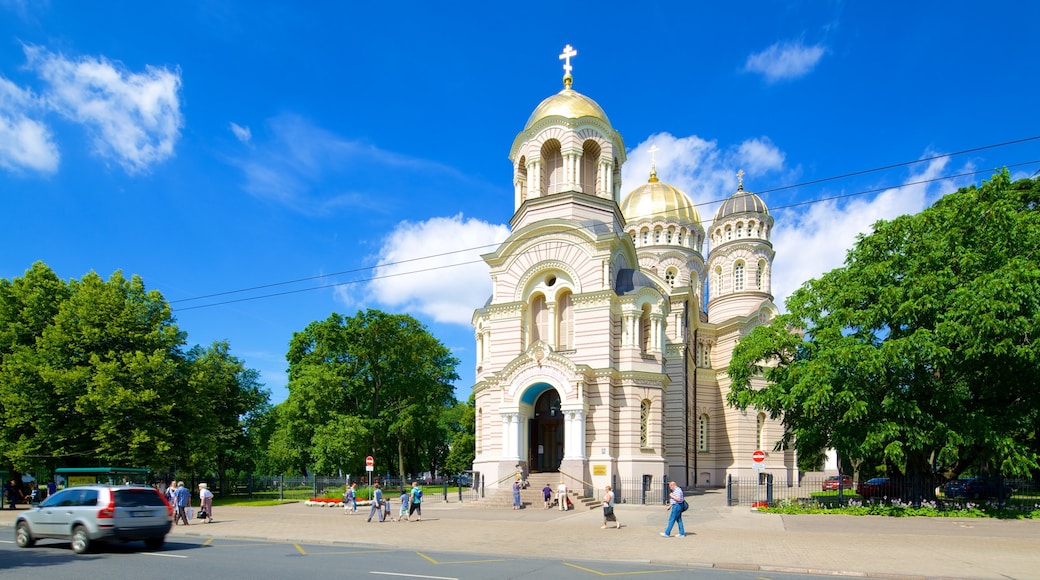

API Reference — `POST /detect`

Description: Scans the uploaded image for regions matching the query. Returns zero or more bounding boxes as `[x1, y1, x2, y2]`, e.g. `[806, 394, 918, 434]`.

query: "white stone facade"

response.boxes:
[471, 61, 796, 493]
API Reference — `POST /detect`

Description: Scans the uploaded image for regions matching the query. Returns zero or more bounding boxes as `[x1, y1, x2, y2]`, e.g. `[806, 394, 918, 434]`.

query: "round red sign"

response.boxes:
[365, 456, 374, 467]
[752, 450, 766, 463]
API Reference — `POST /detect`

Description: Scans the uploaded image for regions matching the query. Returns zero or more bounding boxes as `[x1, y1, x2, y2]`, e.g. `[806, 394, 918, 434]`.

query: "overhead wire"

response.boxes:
[171, 138, 1040, 312]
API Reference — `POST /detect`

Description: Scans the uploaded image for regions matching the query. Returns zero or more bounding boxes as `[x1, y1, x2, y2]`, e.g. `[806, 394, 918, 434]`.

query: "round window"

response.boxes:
[546, 275, 557, 287]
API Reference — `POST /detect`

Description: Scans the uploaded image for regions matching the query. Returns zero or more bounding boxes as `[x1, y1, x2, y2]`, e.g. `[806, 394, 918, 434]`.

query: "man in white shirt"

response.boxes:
[556, 480, 568, 511]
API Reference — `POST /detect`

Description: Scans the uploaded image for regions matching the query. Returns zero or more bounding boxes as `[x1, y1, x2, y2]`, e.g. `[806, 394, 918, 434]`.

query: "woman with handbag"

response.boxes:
[601, 485, 619, 529]
[198, 482, 214, 523]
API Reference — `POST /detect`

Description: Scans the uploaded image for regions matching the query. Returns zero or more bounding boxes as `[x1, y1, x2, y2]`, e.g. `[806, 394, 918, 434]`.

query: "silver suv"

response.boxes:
[15, 484, 173, 553]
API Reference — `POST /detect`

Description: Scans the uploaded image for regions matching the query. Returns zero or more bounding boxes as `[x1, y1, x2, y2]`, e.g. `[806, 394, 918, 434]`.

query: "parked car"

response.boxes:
[856, 477, 896, 498]
[15, 484, 172, 554]
[821, 475, 853, 491]
[944, 477, 1013, 500]
[450, 474, 472, 487]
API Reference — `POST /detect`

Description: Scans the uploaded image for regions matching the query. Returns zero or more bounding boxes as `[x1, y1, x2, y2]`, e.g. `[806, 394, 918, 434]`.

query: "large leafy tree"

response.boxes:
[728, 171, 1040, 479]
[443, 394, 476, 476]
[272, 309, 459, 479]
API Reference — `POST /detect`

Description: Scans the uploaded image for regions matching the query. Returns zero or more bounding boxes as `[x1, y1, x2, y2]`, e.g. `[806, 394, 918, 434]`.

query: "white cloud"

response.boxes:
[622, 132, 788, 215]
[25, 45, 182, 173]
[0, 77, 59, 173]
[769, 155, 961, 308]
[363, 214, 510, 326]
[745, 41, 826, 82]
[230, 122, 251, 143]
[233, 114, 484, 216]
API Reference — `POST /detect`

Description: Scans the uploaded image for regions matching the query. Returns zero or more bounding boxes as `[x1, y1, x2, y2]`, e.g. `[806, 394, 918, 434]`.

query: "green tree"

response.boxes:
[443, 394, 476, 476]
[273, 309, 459, 479]
[185, 341, 271, 494]
[727, 171, 1040, 479]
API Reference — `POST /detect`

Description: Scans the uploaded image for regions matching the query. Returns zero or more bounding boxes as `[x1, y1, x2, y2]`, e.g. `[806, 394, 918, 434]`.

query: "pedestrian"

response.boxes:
[556, 480, 567, 511]
[398, 491, 409, 522]
[172, 481, 191, 526]
[344, 482, 357, 515]
[601, 485, 619, 529]
[512, 479, 521, 510]
[661, 481, 685, 538]
[4, 479, 23, 510]
[198, 482, 214, 523]
[408, 481, 423, 521]
[366, 483, 384, 522]
[542, 483, 553, 509]
[47, 480, 56, 497]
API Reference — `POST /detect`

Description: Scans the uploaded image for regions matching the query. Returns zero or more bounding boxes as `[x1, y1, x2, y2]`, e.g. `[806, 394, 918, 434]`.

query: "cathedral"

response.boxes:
[470, 46, 796, 493]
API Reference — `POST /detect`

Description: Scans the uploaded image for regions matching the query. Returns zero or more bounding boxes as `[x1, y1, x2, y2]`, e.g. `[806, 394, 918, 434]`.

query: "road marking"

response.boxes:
[294, 543, 307, 555]
[370, 573, 458, 580]
[563, 562, 680, 576]
[139, 552, 188, 559]
[416, 551, 505, 565]
[203, 537, 214, 546]
[0, 540, 13, 544]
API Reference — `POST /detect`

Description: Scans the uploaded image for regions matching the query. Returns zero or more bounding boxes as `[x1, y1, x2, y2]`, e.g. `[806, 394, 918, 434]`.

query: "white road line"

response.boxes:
[0, 540, 14, 544]
[139, 552, 188, 558]
[370, 572, 458, 580]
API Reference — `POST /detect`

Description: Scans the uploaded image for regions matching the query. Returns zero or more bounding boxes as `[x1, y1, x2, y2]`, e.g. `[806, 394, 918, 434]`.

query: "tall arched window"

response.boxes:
[677, 230, 684, 246]
[736, 223, 744, 238]
[714, 266, 723, 296]
[557, 291, 573, 350]
[531, 294, 548, 344]
[757, 412, 766, 451]
[734, 261, 745, 292]
[541, 140, 563, 195]
[639, 304, 652, 353]
[725, 225, 733, 241]
[665, 268, 677, 289]
[516, 156, 528, 203]
[756, 259, 766, 289]
[654, 228, 661, 244]
[698, 414, 709, 452]
[581, 140, 601, 195]
[641, 230, 649, 246]
[640, 399, 651, 447]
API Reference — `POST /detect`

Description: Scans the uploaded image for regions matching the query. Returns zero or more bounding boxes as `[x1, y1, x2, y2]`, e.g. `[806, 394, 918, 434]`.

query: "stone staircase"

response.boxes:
[466, 471, 599, 510]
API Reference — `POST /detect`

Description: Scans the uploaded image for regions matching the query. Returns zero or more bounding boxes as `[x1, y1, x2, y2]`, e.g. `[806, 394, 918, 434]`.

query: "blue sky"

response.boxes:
[2, 1, 1038, 405]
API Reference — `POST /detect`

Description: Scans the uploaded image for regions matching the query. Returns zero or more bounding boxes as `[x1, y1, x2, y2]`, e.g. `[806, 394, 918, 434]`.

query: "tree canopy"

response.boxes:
[727, 170, 1040, 478]
[270, 309, 461, 479]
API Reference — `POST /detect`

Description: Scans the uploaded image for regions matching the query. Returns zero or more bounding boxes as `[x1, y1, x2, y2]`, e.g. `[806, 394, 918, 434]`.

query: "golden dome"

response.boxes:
[620, 172, 701, 226]
[524, 87, 611, 131]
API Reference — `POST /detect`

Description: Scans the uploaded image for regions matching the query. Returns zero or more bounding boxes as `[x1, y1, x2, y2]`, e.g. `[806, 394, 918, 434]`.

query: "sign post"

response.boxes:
[366, 456, 374, 488]
[752, 450, 766, 507]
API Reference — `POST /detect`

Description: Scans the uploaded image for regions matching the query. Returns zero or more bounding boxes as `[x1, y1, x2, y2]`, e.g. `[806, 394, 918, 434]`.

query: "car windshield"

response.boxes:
[866, 478, 886, 484]
[114, 488, 165, 507]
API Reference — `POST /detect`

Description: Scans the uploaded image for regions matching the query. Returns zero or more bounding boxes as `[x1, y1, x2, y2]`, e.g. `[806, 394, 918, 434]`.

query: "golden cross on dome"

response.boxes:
[736, 169, 745, 190]
[649, 145, 660, 182]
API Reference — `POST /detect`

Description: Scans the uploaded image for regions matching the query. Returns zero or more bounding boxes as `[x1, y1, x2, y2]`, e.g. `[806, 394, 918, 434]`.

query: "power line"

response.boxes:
[171, 140, 1040, 311]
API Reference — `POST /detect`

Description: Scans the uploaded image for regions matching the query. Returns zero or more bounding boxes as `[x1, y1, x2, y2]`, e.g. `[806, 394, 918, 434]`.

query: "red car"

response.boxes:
[856, 477, 896, 498]
[822, 474, 853, 491]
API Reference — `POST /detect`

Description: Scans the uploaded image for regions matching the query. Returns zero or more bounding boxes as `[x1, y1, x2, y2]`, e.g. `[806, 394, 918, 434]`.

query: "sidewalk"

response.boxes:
[3, 489, 1038, 579]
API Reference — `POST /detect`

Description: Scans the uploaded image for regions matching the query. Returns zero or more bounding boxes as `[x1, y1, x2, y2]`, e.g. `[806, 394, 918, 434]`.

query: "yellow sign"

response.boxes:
[68, 476, 95, 487]
[592, 464, 606, 476]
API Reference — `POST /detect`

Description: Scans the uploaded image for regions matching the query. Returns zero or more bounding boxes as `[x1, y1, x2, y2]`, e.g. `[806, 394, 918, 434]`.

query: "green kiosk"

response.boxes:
[56, 467, 152, 487]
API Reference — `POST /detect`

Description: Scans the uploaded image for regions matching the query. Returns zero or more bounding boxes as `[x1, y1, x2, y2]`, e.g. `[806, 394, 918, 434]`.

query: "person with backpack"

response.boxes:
[343, 482, 357, 515]
[407, 481, 423, 521]
[661, 481, 686, 538]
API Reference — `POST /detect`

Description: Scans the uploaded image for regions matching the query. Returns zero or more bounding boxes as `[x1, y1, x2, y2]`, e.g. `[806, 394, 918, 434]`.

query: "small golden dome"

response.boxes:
[620, 173, 701, 227]
[524, 88, 611, 131]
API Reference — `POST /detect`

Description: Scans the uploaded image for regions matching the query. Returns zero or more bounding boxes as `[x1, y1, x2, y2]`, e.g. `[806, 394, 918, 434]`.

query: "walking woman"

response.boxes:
[198, 483, 214, 523]
[601, 485, 619, 529]
[512, 479, 521, 510]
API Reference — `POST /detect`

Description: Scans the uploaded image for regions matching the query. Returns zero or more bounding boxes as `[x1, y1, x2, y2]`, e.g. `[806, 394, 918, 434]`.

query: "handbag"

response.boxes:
[680, 499, 689, 512]
[198, 509, 207, 519]
[603, 505, 614, 516]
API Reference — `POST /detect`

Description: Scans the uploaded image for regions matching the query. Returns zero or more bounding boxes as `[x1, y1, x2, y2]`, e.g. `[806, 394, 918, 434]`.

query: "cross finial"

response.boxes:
[559, 44, 577, 88]
[648, 145, 660, 183]
[736, 169, 745, 190]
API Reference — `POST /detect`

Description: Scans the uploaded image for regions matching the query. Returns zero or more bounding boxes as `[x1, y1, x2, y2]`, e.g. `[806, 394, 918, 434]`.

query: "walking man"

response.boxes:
[173, 481, 191, 526]
[661, 481, 685, 538]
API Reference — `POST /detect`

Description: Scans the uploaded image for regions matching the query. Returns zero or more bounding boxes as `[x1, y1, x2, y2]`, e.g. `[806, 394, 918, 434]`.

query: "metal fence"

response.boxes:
[726, 473, 1040, 512]
[612, 474, 667, 505]
[218, 474, 474, 501]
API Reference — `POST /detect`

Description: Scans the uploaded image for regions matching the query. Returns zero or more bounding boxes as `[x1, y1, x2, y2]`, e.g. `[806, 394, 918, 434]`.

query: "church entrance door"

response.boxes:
[529, 389, 563, 472]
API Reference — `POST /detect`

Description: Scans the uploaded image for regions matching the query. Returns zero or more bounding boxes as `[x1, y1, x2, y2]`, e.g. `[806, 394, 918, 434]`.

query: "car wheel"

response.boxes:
[15, 522, 35, 548]
[71, 525, 91, 554]
[144, 537, 165, 550]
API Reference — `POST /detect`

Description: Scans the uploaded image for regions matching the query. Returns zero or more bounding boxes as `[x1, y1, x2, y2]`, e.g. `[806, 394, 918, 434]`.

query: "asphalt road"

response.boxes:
[0, 536, 822, 580]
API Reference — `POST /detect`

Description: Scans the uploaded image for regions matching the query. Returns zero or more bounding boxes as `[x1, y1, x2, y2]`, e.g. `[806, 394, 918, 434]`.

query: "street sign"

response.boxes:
[365, 456, 374, 472]
[752, 450, 765, 463]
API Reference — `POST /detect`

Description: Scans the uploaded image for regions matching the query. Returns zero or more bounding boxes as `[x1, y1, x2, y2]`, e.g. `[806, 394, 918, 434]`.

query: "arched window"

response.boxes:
[757, 412, 766, 451]
[736, 223, 744, 238]
[666, 229, 673, 244]
[734, 261, 745, 292]
[677, 230, 684, 246]
[541, 140, 563, 195]
[530, 294, 548, 344]
[665, 268, 677, 289]
[640, 399, 651, 447]
[654, 228, 661, 244]
[698, 414, 709, 452]
[756, 259, 766, 289]
[557, 291, 573, 350]
[642, 230, 649, 246]
[516, 156, 528, 203]
[725, 225, 732, 241]
[639, 304, 652, 353]
[581, 140, 601, 195]
[714, 266, 723, 296]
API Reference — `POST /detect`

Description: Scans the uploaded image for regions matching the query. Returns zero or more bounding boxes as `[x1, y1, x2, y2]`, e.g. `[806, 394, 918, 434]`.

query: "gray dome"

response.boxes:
[713, 189, 769, 223]
[615, 268, 658, 295]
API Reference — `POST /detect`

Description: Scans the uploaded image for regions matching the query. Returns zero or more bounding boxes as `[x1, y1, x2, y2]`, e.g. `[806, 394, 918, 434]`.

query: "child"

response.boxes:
[399, 491, 409, 522]
[383, 491, 393, 522]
